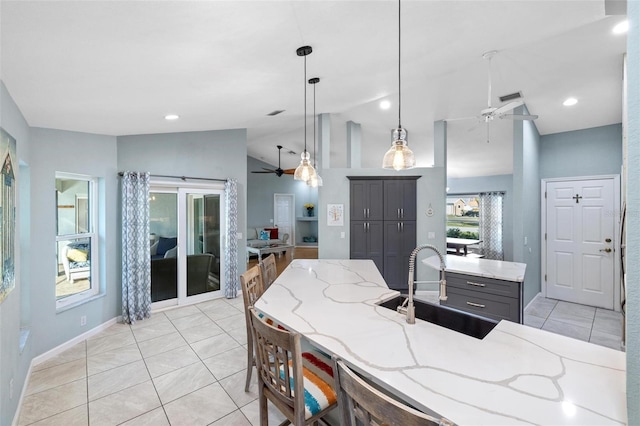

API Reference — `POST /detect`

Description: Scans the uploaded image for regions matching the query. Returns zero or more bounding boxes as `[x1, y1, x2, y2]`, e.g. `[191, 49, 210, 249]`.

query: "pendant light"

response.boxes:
[307, 77, 323, 187]
[294, 46, 318, 181]
[382, 0, 416, 170]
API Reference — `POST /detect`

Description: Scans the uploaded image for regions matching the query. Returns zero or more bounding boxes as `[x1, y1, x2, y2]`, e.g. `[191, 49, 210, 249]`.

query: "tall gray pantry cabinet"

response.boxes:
[348, 176, 418, 291]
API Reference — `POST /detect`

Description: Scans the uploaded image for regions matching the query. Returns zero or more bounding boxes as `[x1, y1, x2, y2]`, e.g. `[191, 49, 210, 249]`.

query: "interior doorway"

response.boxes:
[274, 193, 295, 246]
[542, 175, 620, 310]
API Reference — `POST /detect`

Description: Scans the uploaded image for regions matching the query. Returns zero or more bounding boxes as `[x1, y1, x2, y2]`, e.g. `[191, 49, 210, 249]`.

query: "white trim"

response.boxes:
[541, 174, 621, 311]
[12, 316, 120, 426]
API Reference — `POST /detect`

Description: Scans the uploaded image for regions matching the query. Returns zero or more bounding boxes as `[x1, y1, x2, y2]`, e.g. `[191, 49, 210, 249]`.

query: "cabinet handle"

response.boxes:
[401, 222, 404, 232]
[367, 208, 370, 218]
[401, 208, 404, 219]
[363, 222, 366, 232]
[367, 222, 370, 232]
[397, 223, 400, 232]
[363, 208, 366, 218]
[397, 208, 400, 219]
[466, 281, 486, 287]
[466, 301, 486, 308]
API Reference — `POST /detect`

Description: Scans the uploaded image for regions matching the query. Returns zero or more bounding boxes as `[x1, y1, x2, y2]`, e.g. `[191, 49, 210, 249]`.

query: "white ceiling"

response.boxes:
[0, 1, 627, 177]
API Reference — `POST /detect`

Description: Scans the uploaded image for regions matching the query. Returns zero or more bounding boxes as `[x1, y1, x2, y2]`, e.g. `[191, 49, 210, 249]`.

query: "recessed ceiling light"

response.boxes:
[164, 114, 179, 120]
[379, 100, 391, 110]
[613, 20, 629, 34]
[563, 98, 578, 107]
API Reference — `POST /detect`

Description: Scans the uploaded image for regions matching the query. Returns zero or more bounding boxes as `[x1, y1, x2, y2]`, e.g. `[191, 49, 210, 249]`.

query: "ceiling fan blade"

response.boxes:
[499, 114, 539, 121]
[282, 169, 296, 175]
[251, 170, 275, 174]
[493, 100, 524, 116]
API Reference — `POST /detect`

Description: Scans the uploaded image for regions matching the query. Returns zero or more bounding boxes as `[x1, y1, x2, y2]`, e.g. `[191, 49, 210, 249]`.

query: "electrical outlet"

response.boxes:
[340, 232, 345, 239]
[9, 378, 14, 400]
[428, 232, 436, 239]
[80, 316, 87, 326]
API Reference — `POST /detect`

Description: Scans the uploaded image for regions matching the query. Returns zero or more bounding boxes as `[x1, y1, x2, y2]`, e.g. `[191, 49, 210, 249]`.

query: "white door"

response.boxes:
[274, 193, 294, 245]
[545, 178, 615, 309]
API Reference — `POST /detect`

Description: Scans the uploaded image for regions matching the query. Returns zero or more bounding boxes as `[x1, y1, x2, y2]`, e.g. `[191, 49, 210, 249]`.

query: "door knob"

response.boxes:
[605, 238, 612, 243]
[599, 248, 612, 253]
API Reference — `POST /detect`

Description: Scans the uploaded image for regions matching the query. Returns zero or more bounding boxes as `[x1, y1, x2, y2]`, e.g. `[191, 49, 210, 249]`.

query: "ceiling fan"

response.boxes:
[251, 145, 295, 177]
[447, 50, 538, 142]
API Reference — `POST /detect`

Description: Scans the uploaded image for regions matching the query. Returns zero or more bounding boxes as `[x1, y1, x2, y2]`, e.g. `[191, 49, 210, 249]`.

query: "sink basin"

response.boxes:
[378, 295, 499, 339]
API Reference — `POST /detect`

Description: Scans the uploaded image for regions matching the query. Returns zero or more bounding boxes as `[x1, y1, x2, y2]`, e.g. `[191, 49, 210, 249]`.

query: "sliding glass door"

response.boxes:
[150, 183, 225, 308]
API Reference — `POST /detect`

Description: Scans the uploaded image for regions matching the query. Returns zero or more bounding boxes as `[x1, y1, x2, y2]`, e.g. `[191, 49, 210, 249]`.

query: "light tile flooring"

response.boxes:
[523, 295, 625, 351]
[18, 297, 288, 426]
[18, 290, 625, 425]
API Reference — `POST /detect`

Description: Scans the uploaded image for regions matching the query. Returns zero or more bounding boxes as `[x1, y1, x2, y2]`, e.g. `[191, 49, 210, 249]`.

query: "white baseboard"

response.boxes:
[12, 316, 120, 426]
[524, 292, 542, 313]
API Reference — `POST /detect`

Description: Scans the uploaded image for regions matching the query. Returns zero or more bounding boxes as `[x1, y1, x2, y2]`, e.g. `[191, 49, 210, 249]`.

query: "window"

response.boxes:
[446, 194, 480, 240]
[55, 172, 99, 309]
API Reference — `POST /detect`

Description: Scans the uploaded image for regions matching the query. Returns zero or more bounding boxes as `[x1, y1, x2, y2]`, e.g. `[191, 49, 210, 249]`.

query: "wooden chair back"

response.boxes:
[248, 307, 306, 425]
[333, 358, 454, 426]
[239, 264, 265, 391]
[261, 253, 278, 289]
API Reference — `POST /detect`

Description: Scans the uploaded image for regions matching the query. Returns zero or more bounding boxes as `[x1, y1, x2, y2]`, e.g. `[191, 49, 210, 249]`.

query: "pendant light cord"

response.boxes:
[304, 55, 308, 154]
[398, 0, 402, 129]
[313, 82, 317, 167]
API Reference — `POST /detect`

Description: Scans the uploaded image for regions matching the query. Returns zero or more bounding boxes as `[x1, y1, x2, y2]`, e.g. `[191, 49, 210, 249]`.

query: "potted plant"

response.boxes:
[304, 203, 315, 217]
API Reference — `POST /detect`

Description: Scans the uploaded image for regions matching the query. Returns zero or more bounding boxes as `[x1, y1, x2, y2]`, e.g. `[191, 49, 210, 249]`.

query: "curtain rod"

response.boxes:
[117, 172, 227, 183]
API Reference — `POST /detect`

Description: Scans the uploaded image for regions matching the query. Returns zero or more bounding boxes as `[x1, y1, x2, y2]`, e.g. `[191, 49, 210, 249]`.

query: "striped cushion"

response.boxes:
[281, 349, 337, 419]
[258, 312, 287, 331]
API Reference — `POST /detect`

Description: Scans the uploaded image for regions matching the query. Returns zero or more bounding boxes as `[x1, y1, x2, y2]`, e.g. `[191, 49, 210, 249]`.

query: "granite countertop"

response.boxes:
[254, 259, 626, 425]
[424, 254, 527, 282]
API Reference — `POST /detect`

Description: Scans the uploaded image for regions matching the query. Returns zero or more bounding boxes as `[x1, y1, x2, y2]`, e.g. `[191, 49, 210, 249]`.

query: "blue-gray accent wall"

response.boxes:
[540, 124, 622, 179]
[626, 1, 639, 422]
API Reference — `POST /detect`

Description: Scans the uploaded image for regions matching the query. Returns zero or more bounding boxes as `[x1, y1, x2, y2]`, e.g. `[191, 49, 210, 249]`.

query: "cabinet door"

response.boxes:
[383, 221, 416, 291]
[351, 180, 384, 221]
[384, 180, 416, 221]
[350, 221, 384, 275]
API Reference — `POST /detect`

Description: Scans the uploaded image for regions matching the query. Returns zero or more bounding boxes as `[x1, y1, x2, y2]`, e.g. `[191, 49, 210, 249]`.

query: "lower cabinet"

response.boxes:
[350, 221, 384, 275]
[441, 272, 522, 323]
[383, 221, 416, 291]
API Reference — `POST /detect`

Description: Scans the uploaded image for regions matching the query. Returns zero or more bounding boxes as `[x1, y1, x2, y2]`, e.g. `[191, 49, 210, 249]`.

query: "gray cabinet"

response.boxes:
[349, 176, 418, 291]
[441, 272, 522, 323]
[350, 180, 384, 221]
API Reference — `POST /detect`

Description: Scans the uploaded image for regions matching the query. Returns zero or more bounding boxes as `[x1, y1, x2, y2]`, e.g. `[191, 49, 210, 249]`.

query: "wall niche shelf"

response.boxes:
[296, 216, 318, 247]
[297, 216, 317, 221]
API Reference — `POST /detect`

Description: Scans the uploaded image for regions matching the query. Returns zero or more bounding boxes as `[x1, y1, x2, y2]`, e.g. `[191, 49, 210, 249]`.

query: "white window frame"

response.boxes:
[55, 172, 100, 310]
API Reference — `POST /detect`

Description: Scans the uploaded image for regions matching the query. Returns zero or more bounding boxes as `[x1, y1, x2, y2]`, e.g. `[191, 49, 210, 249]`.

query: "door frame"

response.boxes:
[540, 174, 621, 311]
[274, 193, 295, 246]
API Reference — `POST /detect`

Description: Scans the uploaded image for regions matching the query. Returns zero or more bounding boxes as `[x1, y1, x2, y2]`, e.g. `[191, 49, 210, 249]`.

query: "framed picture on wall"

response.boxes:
[327, 204, 344, 227]
[0, 127, 17, 304]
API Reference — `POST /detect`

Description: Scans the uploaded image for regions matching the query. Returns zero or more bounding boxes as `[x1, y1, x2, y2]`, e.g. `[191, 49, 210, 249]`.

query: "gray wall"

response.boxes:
[626, 1, 639, 422]
[0, 82, 32, 426]
[513, 106, 542, 306]
[446, 174, 514, 262]
[247, 156, 318, 244]
[318, 167, 446, 286]
[540, 124, 622, 179]
[30, 127, 119, 355]
[117, 129, 248, 277]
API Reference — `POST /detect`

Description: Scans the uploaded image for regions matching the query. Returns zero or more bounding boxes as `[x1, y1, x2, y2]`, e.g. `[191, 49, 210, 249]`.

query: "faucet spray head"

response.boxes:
[439, 278, 448, 301]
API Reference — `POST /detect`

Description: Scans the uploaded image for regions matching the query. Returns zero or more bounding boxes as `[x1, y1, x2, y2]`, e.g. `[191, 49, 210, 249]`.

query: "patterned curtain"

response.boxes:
[121, 172, 151, 324]
[479, 192, 504, 260]
[224, 179, 239, 298]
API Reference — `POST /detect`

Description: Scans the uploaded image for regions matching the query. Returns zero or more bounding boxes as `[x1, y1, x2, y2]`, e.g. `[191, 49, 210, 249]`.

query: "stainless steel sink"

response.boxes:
[378, 295, 499, 339]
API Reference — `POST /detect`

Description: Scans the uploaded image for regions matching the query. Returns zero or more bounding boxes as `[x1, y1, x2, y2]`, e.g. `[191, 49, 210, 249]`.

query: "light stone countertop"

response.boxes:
[424, 254, 527, 282]
[254, 259, 626, 425]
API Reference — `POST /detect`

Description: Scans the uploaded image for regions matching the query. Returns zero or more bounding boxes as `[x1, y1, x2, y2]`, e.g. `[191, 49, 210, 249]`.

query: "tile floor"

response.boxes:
[17, 297, 288, 426]
[18, 292, 625, 425]
[523, 295, 625, 351]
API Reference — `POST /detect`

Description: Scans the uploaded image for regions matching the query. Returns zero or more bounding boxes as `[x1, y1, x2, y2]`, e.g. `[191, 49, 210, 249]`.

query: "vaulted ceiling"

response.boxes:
[0, 1, 627, 177]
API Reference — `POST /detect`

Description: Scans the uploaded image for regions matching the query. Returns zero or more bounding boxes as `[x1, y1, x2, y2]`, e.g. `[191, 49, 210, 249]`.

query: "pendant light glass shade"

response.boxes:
[294, 46, 317, 181]
[307, 77, 323, 187]
[382, 127, 415, 170]
[382, 0, 415, 170]
[294, 151, 315, 181]
[307, 172, 323, 187]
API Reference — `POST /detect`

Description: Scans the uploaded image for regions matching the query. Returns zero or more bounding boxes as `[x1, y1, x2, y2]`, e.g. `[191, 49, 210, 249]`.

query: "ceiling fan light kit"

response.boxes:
[293, 45, 318, 182]
[382, 0, 415, 171]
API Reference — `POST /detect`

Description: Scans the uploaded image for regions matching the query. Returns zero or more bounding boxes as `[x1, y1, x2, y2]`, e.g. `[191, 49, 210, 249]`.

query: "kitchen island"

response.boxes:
[254, 259, 626, 425]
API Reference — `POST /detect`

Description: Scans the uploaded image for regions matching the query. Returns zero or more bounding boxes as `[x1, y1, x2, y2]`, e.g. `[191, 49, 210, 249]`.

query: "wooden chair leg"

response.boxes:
[245, 326, 254, 392]
[259, 386, 269, 426]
